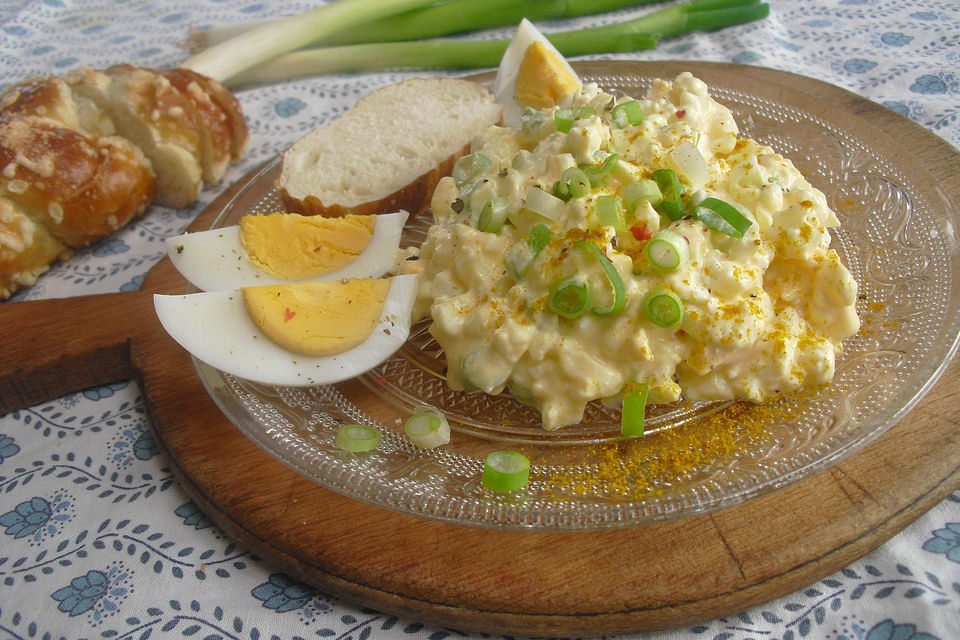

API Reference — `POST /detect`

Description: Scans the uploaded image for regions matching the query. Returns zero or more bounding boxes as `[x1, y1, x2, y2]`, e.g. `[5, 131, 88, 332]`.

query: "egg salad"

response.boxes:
[413, 71, 860, 430]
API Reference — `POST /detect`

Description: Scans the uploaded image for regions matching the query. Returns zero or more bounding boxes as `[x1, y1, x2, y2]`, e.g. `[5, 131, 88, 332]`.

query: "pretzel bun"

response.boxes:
[0, 66, 249, 299]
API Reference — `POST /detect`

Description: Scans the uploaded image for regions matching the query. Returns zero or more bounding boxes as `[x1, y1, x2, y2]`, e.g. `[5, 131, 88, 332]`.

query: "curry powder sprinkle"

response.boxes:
[539, 399, 794, 501]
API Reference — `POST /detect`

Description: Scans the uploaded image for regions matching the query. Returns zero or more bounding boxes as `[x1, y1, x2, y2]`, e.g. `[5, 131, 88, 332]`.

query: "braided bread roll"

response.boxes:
[0, 66, 248, 299]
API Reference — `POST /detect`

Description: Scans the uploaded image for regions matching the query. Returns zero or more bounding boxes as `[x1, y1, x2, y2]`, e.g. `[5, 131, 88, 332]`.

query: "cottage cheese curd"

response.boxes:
[413, 72, 860, 430]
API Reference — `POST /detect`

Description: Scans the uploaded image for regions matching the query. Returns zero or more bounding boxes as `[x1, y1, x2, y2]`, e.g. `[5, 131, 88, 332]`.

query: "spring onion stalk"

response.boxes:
[652, 168, 684, 220]
[575, 240, 627, 316]
[553, 167, 591, 202]
[403, 406, 450, 449]
[645, 230, 690, 271]
[477, 197, 509, 233]
[453, 152, 493, 186]
[555, 106, 597, 133]
[621, 179, 662, 211]
[595, 195, 627, 233]
[181, 0, 440, 82]
[643, 287, 684, 328]
[481, 450, 531, 492]
[335, 424, 381, 452]
[612, 100, 645, 128]
[548, 277, 592, 319]
[189, 0, 667, 52]
[581, 154, 621, 187]
[227, 0, 769, 86]
[506, 223, 551, 279]
[621, 380, 649, 437]
[694, 197, 753, 237]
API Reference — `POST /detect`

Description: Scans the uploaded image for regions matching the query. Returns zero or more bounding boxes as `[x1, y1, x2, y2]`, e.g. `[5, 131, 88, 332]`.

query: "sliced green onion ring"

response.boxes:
[477, 196, 508, 233]
[645, 230, 690, 272]
[611, 100, 644, 128]
[579, 153, 620, 187]
[404, 406, 450, 449]
[554, 105, 596, 133]
[505, 223, 551, 279]
[552, 167, 591, 202]
[335, 424, 380, 452]
[643, 287, 683, 328]
[481, 450, 531, 493]
[527, 223, 551, 252]
[595, 194, 626, 232]
[621, 380, 649, 437]
[548, 276, 592, 319]
[452, 152, 493, 186]
[652, 168, 683, 220]
[574, 240, 626, 316]
[621, 179, 662, 211]
[694, 197, 753, 237]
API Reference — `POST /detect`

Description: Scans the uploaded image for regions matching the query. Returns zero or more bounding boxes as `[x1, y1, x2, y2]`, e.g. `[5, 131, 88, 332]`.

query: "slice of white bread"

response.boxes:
[278, 78, 501, 217]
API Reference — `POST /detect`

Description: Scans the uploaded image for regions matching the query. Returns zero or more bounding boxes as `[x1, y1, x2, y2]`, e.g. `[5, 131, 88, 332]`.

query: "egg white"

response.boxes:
[153, 274, 418, 387]
[493, 18, 581, 130]
[164, 210, 409, 291]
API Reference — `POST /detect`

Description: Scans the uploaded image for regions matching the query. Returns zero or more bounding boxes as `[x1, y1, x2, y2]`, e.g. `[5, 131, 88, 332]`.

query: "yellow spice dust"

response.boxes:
[538, 399, 794, 501]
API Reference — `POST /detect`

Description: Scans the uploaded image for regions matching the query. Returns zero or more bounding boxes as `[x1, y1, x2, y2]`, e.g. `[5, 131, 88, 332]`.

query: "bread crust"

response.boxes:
[279, 143, 467, 218]
[159, 68, 233, 183]
[65, 65, 204, 208]
[177, 69, 249, 160]
[0, 115, 156, 247]
[0, 76, 81, 130]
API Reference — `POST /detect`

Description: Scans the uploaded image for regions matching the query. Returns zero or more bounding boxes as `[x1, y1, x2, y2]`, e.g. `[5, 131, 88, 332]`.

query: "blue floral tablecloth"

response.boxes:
[1, 1, 959, 639]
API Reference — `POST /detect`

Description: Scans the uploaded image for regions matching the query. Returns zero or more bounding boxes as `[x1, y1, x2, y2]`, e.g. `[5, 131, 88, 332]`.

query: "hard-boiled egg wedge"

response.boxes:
[154, 274, 418, 387]
[493, 18, 581, 129]
[165, 210, 408, 291]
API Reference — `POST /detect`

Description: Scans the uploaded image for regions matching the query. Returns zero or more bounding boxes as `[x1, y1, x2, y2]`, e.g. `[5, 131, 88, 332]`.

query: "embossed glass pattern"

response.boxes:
[194, 65, 960, 530]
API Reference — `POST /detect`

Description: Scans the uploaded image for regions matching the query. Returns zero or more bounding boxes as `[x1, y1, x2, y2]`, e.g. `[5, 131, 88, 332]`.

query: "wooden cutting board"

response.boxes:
[2, 62, 959, 637]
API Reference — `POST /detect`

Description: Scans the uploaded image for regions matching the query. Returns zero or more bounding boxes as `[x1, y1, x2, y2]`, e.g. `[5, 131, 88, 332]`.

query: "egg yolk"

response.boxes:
[243, 278, 389, 356]
[514, 41, 581, 109]
[240, 213, 375, 280]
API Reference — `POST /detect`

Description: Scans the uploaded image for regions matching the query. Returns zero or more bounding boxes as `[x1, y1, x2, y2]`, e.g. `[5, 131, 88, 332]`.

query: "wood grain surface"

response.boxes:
[1, 62, 958, 637]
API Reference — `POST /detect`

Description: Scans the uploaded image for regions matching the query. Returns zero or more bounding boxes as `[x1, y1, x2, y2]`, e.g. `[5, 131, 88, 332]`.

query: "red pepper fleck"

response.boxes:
[630, 223, 652, 242]
[676, 109, 686, 119]
[284, 308, 296, 322]
[375, 376, 387, 385]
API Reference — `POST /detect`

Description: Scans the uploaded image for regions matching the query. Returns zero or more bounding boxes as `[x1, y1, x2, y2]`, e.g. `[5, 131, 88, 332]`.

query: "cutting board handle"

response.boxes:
[0, 290, 148, 415]
[0, 159, 271, 417]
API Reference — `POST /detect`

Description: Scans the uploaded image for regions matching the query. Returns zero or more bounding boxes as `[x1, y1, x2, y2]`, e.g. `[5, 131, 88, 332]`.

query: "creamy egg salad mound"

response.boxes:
[412, 72, 860, 430]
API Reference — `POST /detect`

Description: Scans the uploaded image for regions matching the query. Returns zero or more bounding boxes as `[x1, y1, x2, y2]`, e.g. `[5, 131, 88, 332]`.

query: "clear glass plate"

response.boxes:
[193, 62, 960, 531]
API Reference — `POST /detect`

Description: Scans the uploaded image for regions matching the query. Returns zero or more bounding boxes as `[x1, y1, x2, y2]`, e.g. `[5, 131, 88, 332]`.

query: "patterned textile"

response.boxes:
[1, 1, 959, 638]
